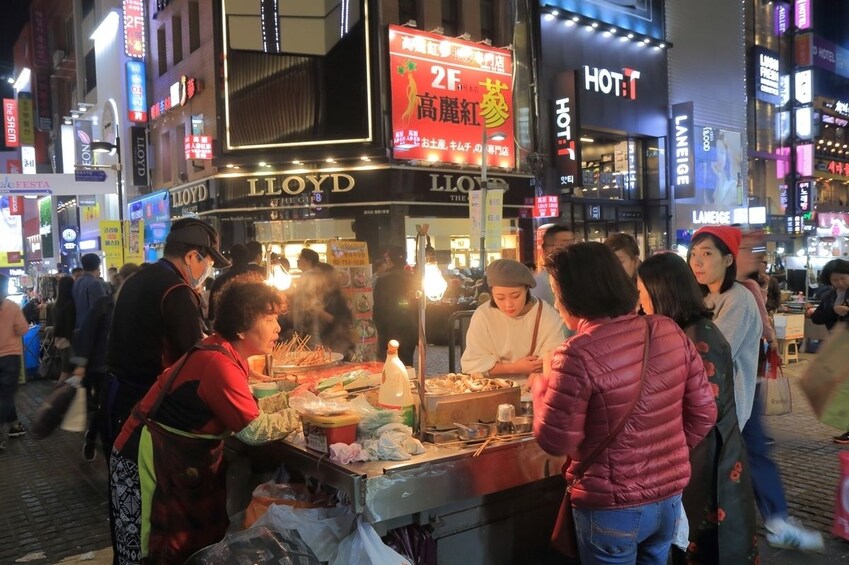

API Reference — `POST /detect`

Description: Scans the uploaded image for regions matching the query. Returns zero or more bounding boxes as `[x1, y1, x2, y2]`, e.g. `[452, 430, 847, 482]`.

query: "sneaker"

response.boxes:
[833, 432, 849, 444]
[82, 443, 96, 462]
[8, 423, 26, 438]
[766, 517, 825, 552]
[764, 436, 776, 446]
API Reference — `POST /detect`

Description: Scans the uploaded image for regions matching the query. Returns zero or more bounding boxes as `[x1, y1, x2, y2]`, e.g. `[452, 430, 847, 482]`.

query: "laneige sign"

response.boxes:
[670, 102, 695, 199]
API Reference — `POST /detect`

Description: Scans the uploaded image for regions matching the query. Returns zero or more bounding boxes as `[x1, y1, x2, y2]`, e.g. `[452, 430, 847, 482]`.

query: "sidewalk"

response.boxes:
[2, 349, 849, 564]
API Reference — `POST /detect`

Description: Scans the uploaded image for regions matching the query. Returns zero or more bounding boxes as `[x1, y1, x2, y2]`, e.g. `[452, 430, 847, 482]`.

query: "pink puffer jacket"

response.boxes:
[533, 314, 716, 509]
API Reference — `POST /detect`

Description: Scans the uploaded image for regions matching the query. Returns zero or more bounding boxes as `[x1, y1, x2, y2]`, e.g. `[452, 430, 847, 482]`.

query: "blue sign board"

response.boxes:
[74, 169, 107, 182]
[126, 61, 148, 123]
[127, 189, 171, 246]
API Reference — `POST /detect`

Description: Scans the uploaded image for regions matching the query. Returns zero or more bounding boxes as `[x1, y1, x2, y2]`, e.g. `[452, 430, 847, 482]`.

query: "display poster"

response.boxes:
[38, 196, 53, 259]
[485, 189, 504, 250]
[127, 189, 170, 250]
[123, 219, 144, 264]
[325, 240, 376, 362]
[533, 195, 559, 218]
[0, 195, 24, 267]
[101, 220, 124, 267]
[694, 127, 743, 206]
[388, 25, 514, 169]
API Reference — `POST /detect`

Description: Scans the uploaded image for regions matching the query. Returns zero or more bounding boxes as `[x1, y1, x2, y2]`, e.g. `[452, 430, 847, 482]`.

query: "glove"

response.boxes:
[235, 409, 301, 445]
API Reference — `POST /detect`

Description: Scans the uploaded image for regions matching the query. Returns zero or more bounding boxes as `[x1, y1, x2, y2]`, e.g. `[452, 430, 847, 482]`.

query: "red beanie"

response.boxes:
[692, 226, 742, 259]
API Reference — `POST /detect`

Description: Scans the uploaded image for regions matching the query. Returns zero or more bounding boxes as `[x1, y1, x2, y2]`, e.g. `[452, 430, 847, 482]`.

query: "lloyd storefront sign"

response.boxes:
[388, 25, 514, 169]
[216, 168, 533, 217]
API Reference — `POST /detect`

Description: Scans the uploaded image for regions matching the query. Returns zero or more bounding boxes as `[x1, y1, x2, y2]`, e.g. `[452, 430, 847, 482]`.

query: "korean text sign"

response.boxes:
[388, 25, 514, 168]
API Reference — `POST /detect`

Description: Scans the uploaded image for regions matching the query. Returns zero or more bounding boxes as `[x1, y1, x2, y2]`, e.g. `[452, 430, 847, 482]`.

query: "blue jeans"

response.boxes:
[0, 355, 21, 438]
[573, 494, 681, 565]
[742, 384, 788, 521]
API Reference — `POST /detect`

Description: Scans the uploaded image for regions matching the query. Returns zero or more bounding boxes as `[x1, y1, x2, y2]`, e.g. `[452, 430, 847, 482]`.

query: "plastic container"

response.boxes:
[378, 339, 415, 427]
[301, 412, 360, 454]
[251, 383, 279, 398]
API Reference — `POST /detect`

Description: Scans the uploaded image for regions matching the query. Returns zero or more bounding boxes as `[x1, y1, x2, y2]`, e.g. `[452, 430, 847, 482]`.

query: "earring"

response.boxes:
[237, 332, 246, 340]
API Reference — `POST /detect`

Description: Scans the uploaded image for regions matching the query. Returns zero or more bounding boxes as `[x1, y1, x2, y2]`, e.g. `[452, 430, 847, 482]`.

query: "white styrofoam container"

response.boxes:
[774, 313, 805, 339]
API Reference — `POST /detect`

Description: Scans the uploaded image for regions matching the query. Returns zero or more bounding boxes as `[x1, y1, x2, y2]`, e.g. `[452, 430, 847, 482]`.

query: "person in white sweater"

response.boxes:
[462, 259, 565, 376]
[688, 225, 823, 552]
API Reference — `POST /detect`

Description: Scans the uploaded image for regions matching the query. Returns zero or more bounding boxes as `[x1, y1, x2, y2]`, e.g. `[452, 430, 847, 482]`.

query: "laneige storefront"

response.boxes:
[537, 2, 671, 252]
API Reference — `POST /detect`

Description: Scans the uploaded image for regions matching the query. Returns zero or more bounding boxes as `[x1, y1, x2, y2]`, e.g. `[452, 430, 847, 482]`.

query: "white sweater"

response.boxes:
[460, 299, 566, 374]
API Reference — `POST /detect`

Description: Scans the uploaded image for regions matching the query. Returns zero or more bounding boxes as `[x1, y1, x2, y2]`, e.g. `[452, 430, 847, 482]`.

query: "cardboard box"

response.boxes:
[775, 313, 805, 339]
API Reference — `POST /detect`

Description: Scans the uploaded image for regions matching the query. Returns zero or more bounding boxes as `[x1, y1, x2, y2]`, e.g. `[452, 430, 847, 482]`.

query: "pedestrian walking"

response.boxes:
[0, 273, 29, 450]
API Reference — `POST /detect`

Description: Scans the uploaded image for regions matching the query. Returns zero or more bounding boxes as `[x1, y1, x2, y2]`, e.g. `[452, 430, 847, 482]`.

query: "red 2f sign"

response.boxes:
[123, 0, 146, 59]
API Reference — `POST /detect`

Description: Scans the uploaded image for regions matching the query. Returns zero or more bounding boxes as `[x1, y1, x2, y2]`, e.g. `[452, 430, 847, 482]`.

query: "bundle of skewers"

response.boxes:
[272, 334, 332, 367]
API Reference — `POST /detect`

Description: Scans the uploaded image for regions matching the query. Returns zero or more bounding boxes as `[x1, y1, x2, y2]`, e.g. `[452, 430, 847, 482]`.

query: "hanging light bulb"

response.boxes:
[423, 262, 448, 302]
[266, 264, 292, 291]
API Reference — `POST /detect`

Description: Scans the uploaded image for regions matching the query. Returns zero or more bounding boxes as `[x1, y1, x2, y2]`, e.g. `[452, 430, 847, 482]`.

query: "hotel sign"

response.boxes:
[553, 71, 581, 192]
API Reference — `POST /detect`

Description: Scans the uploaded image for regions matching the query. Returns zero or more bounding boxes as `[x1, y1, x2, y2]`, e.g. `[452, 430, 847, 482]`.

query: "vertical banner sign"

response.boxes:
[123, 0, 146, 59]
[553, 71, 582, 193]
[74, 119, 94, 167]
[123, 219, 144, 264]
[794, 0, 812, 30]
[17, 92, 34, 146]
[21, 146, 36, 174]
[100, 220, 124, 267]
[387, 25, 515, 168]
[35, 71, 52, 131]
[130, 126, 149, 187]
[126, 61, 148, 122]
[774, 2, 789, 35]
[0, 195, 24, 268]
[469, 190, 482, 241]
[38, 196, 54, 259]
[31, 10, 50, 68]
[3, 99, 18, 147]
[670, 102, 695, 199]
[796, 180, 812, 213]
[8, 196, 24, 215]
[485, 189, 504, 250]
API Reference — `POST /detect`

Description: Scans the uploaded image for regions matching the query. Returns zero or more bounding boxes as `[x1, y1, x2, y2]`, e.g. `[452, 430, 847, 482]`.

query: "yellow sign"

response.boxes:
[81, 202, 101, 222]
[123, 219, 144, 264]
[325, 240, 369, 267]
[101, 220, 124, 268]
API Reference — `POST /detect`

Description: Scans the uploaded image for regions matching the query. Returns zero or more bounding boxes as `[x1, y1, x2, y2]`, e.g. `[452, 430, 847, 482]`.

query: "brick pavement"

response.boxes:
[3, 348, 849, 563]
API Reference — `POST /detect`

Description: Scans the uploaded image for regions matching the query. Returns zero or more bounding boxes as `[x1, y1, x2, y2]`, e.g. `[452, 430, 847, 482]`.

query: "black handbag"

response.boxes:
[32, 381, 78, 439]
[551, 318, 651, 557]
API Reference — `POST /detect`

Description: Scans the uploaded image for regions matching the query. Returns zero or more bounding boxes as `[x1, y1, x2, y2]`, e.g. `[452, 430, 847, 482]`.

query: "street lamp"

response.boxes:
[478, 128, 506, 270]
[91, 138, 123, 221]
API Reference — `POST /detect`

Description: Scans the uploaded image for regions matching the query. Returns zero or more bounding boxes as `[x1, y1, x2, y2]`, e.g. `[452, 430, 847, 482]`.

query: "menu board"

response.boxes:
[326, 241, 377, 361]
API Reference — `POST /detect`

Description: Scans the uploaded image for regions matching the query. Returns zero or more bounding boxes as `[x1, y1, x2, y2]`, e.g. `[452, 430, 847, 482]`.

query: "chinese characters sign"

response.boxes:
[826, 160, 849, 177]
[123, 0, 146, 59]
[150, 76, 201, 121]
[388, 25, 514, 168]
[185, 135, 213, 160]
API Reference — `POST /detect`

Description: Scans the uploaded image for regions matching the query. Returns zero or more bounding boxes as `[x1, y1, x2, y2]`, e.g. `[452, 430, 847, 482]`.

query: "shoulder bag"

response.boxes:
[550, 317, 651, 558]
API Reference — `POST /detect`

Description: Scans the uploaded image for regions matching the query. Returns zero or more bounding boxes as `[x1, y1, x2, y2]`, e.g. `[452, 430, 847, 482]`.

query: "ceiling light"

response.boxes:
[580, 137, 595, 143]
[627, 33, 634, 39]
[571, 16, 579, 22]
[610, 28, 617, 33]
[659, 42, 667, 48]
[544, 13, 555, 21]
[591, 22, 599, 28]
[361, 156, 371, 161]
[551, 9, 559, 16]
[258, 161, 267, 166]
[6, 77, 14, 84]
[292, 160, 301, 165]
[225, 163, 234, 168]
[326, 158, 336, 163]
[643, 38, 651, 44]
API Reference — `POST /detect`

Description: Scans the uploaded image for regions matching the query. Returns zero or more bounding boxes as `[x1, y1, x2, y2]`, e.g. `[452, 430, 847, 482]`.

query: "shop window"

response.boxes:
[160, 131, 172, 183]
[399, 0, 418, 25]
[480, 0, 495, 42]
[84, 48, 96, 93]
[157, 27, 167, 76]
[188, 2, 201, 53]
[172, 15, 183, 64]
[441, 0, 459, 36]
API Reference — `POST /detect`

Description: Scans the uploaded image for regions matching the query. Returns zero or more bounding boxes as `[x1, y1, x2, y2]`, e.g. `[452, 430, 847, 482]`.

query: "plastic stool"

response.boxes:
[779, 339, 800, 364]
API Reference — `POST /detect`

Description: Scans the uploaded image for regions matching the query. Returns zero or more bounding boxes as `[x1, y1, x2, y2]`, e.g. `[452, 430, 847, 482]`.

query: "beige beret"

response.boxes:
[485, 259, 536, 288]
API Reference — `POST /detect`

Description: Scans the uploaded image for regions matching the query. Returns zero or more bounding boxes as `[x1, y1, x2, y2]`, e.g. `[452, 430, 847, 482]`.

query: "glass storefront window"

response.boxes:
[572, 134, 663, 201]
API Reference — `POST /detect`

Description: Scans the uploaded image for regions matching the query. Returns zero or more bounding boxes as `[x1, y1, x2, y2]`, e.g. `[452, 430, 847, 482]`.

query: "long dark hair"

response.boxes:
[545, 242, 638, 319]
[55, 276, 74, 305]
[638, 254, 713, 329]
[687, 232, 737, 294]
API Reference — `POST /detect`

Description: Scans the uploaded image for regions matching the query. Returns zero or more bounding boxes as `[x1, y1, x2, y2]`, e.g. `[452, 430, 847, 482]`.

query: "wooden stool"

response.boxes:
[779, 339, 800, 364]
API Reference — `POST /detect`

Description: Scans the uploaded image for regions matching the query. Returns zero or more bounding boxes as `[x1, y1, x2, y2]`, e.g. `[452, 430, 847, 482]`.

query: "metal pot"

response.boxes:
[511, 416, 533, 433]
[455, 422, 492, 441]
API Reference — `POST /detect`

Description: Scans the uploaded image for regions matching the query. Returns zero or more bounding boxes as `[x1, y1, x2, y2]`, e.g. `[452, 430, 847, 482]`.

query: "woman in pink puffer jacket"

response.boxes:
[532, 242, 716, 565]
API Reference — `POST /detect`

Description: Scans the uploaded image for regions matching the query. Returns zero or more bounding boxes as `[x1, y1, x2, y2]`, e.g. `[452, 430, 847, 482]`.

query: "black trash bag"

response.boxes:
[383, 524, 437, 565]
[31, 382, 77, 439]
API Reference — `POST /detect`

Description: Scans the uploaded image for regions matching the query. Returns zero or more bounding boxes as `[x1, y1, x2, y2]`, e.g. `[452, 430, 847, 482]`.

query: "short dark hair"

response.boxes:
[384, 245, 406, 266]
[245, 240, 263, 262]
[213, 274, 285, 341]
[687, 232, 737, 294]
[229, 244, 250, 267]
[638, 253, 712, 328]
[544, 242, 638, 319]
[81, 253, 101, 272]
[71, 267, 83, 275]
[604, 233, 640, 260]
[299, 248, 320, 266]
[489, 288, 532, 309]
[820, 258, 849, 286]
[542, 225, 574, 247]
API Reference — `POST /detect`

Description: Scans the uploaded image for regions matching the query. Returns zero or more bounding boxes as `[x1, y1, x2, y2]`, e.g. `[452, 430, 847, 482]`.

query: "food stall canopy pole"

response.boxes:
[415, 223, 430, 439]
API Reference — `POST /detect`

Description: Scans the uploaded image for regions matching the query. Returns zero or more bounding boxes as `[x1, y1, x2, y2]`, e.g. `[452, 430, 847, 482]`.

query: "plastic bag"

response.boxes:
[253, 501, 356, 562]
[185, 526, 319, 565]
[331, 518, 411, 565]
[760, 349, 792, 416]
[60, 385, 87, 432]
[243, 481, 335, 528]
[31, 380, 78, 439]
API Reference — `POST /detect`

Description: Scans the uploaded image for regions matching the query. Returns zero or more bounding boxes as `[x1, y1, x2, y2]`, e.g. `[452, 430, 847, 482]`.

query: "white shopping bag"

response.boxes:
[60, 386, 87, 432]
[331, 518, 411, 565]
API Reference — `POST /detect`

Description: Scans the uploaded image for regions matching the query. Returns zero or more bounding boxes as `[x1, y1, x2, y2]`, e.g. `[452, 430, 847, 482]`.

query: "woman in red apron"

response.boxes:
[109, 276, 300, 564]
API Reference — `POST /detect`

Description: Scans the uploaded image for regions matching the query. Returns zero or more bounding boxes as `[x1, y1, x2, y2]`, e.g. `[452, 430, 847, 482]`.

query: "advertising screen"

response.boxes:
[388, 25, 514, 169]
[694, 127, 743, 206]
[0, 195, 24, 267]
[127, 190, 170, 249]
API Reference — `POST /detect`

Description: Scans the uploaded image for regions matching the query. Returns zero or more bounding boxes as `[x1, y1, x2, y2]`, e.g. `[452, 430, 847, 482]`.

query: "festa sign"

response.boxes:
[388, 25, 514, 169]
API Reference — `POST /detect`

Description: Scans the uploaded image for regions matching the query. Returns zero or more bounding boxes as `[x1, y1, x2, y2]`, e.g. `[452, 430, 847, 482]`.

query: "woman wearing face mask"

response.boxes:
[461, 259, 564, 377]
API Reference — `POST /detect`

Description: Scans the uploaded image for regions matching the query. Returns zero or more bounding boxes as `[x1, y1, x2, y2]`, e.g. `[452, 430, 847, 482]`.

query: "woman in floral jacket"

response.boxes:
[638, 253, 757, 564]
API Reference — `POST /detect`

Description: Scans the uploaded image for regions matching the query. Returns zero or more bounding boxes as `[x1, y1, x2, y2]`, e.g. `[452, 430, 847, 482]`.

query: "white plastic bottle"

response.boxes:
[378, 339, 415, 427]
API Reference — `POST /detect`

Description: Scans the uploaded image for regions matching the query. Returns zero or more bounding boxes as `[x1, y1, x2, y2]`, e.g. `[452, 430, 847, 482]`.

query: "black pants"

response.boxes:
[83, 370, 106, 449]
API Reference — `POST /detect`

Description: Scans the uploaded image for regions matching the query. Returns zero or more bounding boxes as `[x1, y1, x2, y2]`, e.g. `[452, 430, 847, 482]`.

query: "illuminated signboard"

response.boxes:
[21, 146, 36, 174]
[797, 180, 811, 212]
[17, 92, 34, 146]
[388, 25, 514, 168]
[127, 190, 170, 246]
[533, 195, 559, 218]
[184, 135, 213, 160]
[670, 102, 695, 199]
[753, 47, 781, 105]
[796, 143, 813, 176]
[553, 71, 581, 191]
[583, 66, 640, 100]
[794, 69, 813, 104]
[126, 61, 147, 122]
[123, 0, 146, 59]
[149, 76, 201, 120]
[3, 99, 18, 147]
[794, 0, 811, 30]
[826, 160, 849, 176]
[775, 2, 789, 35]
[0, 195, 24, 268]
[796, 106, 813, 139]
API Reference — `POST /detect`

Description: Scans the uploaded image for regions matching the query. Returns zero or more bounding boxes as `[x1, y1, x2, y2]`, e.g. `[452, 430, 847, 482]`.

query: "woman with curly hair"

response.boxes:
[109, 276, 301, 565]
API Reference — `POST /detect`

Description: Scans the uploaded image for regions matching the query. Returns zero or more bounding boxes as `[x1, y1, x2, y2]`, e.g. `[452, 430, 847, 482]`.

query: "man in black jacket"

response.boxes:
[373, 245, 418, 364]
[104, 219, 230, 456]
